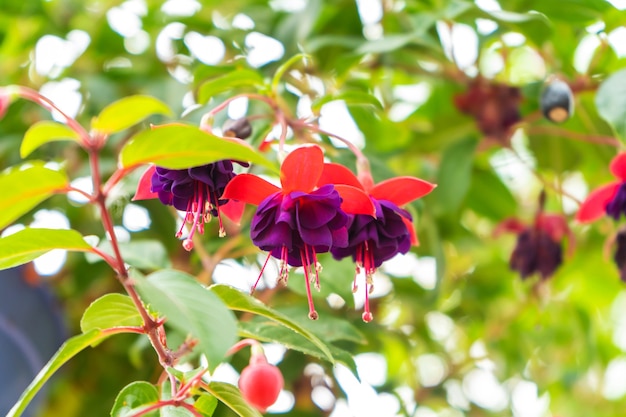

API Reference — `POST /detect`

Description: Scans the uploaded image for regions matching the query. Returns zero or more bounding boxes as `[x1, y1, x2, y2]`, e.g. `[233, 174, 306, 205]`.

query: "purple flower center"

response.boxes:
[250, 184, 348, 320]
[151, 161, 240, 249]
[510, 228, 562, 280]
[606, 182, 626, 221]
[330, 198, 412, 322]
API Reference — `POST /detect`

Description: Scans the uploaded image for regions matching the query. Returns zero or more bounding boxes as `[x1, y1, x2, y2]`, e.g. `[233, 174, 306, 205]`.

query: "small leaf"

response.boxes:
[195, 394, 218, 417]
[197, 70, 265, 104]
[205, 382, 263, 417]
[20, 121, 82, 158]
[0, 228, 93, 270]
[110, 381, 159, 417]
[119, 125, 277, 172]
[80, 293, 143, 333]
[596, 68, 626, 142]
[0, 163, 68, 230]
[8, 329, 109, 417]
[133, 270, 238, 370]
[209, 284, 334, 363]
[92, 95, 172, 134]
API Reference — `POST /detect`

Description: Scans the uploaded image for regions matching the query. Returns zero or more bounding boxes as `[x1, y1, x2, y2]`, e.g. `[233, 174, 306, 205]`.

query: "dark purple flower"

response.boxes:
[223, 146, 376, 320]
[509, 228, 563, 280]
[614, 229, 626, 282]
[146, 160, 245, 250]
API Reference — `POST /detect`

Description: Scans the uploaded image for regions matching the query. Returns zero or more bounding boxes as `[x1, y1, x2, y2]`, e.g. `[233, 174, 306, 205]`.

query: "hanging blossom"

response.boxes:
[222, 145, 375, 320]
[133, 126, 250, 250]
[495, 213, 571, 280]
[319, 163, 436, 322]
[577, 152, 626, 223]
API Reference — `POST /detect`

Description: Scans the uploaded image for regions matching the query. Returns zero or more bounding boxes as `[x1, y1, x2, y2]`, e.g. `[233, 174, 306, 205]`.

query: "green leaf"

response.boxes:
[110, 381, 159, 417]
[85, 240, 172, 270]
[209, 284, 334, 363]
[435, 137, 478, 213]
[134, 270, 238, 370]
[194, 394, 218, 417]
[0, 163, 68, 230]
[197, 70, 265, 104]
[205, 382, 263, 417]
[0, 228, 93, 270]
[92, 95, 172, 134]
[596, 68, 626, 142]
[466, 167, 517, 220]
[239, 320, 358, 375]
[8, 329, 109, 417]
[275, 306, 366, 344]
[312, 91, 383, 112]
[271, 53, 311, 93]
[118, 125, 277, 172]
[81, 293, 143, 332]
[20, 121, 82, 158]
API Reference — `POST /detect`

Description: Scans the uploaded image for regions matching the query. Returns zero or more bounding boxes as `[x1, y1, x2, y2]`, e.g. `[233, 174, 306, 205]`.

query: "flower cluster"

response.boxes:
[223, 145, 435, 321]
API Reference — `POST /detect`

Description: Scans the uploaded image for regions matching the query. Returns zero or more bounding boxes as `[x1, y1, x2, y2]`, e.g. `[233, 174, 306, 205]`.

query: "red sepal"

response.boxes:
[221, 200, 246, 224]
[576, 182, 620, 223]
[537, 214, 569, 242]
[318, 163, 364, 190]
[132, 165, 158, 201]
[370, 177, 436, 206]
[222, 173, 280, 206]
[402, 216, 419, 246]
[280, 146, 324, 193]
[493, 218, 527, 236]
[611, 153, 626, 181]
[334, 184, 376, 216]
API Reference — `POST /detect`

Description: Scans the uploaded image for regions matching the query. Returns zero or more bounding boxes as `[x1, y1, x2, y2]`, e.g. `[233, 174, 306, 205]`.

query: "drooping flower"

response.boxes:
[577, 152, 626, 223]
[495, 213, 571, 280]
[134, 161, 246, 250]
[319, 163, 436, 322]
[222, 145, 375, 320]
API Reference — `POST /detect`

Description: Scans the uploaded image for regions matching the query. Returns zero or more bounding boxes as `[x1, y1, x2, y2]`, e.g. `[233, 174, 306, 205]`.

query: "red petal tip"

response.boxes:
[280, 145, 324, 193]
[575, 182, 619, 223]
[132, 165, 158, 201]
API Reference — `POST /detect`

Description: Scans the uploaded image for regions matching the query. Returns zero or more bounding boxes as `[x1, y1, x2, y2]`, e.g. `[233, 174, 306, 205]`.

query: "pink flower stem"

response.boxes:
[199, 93, 277, 133]
[12, 86, 92, 146]
[227, 338, 263, 357]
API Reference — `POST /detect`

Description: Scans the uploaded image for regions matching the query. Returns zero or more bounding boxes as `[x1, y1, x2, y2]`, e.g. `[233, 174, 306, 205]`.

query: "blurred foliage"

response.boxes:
[2, 0, 626, 416]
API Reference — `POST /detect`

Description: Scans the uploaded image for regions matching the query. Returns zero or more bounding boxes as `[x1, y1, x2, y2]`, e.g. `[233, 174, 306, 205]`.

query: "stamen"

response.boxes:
[300, 248, 318, 320]
[182, 239, 194, 251]
[213, 190, 226, 237]
[252, 252, 273, 294]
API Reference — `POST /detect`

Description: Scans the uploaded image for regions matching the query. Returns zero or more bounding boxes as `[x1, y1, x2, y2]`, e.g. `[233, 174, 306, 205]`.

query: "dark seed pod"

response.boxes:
[540, 80, 574, 123]
[223, 117, 252, 139]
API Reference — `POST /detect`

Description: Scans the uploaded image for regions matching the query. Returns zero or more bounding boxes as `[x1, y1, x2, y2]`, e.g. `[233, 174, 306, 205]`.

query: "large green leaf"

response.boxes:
[0, 228, 93, 270]
[204, 382, 263, 417]
[80, 293, 143, 333]
[110, 381, 159, 417]
[0, 163, 68, 229]
[134, 270, 238, 370]
[91, 95, 172, 135]
[197, 70, 265, 104]
[209, 284, 334, 363]
[118, 125, 277, 172]
[8, 330, 110, 417]
[20, 120, 82, 158]
[596, 68, 626, 142]
[239, 320, 358, 375]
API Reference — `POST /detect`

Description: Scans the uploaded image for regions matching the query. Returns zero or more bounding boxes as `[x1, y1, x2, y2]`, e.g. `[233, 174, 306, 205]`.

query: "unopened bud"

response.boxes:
[223, 117, 253, 139]
[540, 80, 574, 124]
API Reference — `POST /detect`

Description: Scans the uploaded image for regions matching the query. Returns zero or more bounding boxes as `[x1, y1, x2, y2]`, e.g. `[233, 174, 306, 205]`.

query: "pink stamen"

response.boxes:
[300, 248, 318, 320]
[252, 252, 273, 294]
[213, 190, 226, 237]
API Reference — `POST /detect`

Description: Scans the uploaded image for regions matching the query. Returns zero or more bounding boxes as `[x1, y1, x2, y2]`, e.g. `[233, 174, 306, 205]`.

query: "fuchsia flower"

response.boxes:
[577, 152, 626, 223]
[134, 162, 245, 251]
[222, 145, 375, 320]
[318, 163, 436, 322]
[495, 214, 571, 280]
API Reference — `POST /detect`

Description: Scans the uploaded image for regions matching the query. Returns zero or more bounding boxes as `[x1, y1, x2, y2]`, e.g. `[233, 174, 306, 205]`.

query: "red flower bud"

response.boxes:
[238, 357, 284, 413]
